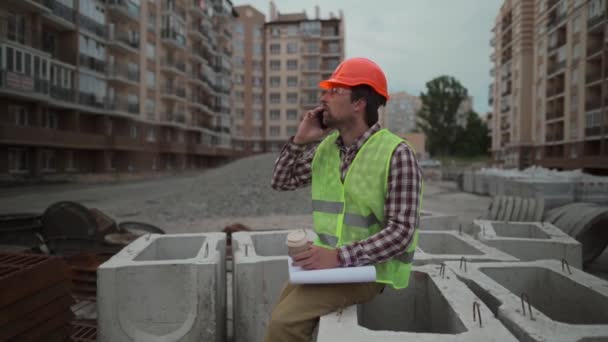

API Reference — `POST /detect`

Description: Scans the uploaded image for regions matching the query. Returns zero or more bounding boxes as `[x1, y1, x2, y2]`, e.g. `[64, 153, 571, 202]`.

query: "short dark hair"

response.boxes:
[350, 85, 387, 126]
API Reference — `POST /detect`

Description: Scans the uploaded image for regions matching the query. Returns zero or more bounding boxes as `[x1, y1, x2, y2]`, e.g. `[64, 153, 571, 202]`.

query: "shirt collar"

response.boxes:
[335, 123, 382, 152]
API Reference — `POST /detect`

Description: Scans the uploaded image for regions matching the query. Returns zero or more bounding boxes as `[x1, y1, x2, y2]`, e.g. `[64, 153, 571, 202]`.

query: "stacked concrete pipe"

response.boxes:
[544, 203, 608, 265]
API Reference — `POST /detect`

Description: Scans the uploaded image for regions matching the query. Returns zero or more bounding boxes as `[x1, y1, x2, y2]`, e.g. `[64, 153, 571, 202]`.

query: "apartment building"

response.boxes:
[490, 0, 608, 172]
[232, 5, 264, 154]
[489, 0, 535, 169]
[0, 0, 237, 180]
[263, 2, 344, 151]
[379, 91, 421, 134]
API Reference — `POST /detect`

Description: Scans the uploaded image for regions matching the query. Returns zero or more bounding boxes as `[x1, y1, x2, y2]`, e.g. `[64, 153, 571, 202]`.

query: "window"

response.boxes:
[270, 126, 280, 136]
[252, 76, 263, 87]
[253, 110, 262, 121]
[8, 149, 28, 173]
[571, 94, 578, 112]
[270, 93, 281, 104]
[253, 44, 262, 57]
[270, 76, 280, 87]
[66, 151, 77, 171]
[287, 25, 298, 36]
[11, 105, 28, 126]
[570, 119, 578, 138]
[42, 150, 56, 172]
[270, 26, 280, 36]
[287, 126, 298, 136]
[7, 13, 26, 44]
[270, 110, 280, 120]
[287, 59, 298, 70]
[146, 42, 156, 59]
[235, 108, 244, 118]
[571, 67, 578, 85]
[270, 43, 280, 55]
[270, 60, 281, 71]
[130, 125, 138, 139]
[43, 111, 58, 129]
[287, 109, 298, 120]
[147, 70, 155, 88]
[287, 76, 298, 87]
[572, 42, 581, 60]
[573, 15, 581, 33]
[287, 93, 298, 104]
[147, 127, 156, 142]
[287, 42, 298, 54]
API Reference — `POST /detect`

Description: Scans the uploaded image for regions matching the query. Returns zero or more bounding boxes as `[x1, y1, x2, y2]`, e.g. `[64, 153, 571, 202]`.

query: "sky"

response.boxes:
[231, 0, 503, 116]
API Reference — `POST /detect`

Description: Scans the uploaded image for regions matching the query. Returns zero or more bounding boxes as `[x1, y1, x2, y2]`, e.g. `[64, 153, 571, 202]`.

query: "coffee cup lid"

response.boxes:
[287, 230, 307, 245]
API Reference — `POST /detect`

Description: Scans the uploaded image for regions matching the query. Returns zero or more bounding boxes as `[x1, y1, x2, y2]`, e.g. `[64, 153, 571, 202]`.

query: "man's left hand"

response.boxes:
[291, 245, 340, 270]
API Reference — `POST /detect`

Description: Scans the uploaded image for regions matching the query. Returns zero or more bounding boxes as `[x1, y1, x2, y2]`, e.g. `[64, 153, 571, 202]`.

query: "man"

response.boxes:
[266, 57, 423, 342]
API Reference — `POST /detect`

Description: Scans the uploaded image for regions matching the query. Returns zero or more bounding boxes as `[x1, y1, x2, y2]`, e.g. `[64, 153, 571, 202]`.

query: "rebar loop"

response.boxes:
[561, 258, 572, 275]
[473, 301, 482, 328]
[245, 244, 249, 257]
[438, 263, 446, 279]
[459, 256, 467, 272]
[520, 293, 535, 320]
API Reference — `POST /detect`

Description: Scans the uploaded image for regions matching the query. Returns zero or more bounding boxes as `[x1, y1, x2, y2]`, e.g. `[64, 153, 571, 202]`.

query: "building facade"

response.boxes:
[0, 0, 237, 180]
[263, 2, 344, 151]
[232, 5, 265, 154]
[490, 0, 608, 172]
[380, 91, 421, 134]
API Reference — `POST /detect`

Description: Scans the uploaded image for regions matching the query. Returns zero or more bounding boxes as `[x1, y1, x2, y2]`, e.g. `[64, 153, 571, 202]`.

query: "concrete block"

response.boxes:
[419, 211, 459, 231]
[514, 179, 575, 210]
[317, 264, 518, 342]
[575, 181, 608, 205]
[474, 220, 582, 269]
[415, 231, 518, 265]
[463, 171, 474, 193]
[474, 173, 489, 195]
[447, 260, 608, 342]
[232, 230, 310, 342]
[98, 233, 226, 342]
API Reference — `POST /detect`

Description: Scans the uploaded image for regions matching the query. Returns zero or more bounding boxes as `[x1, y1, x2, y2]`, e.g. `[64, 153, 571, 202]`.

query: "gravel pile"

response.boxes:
[106, 153, 312, 232]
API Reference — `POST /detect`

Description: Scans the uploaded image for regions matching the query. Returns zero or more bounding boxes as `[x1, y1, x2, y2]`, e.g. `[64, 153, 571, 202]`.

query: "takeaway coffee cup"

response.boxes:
[286, 230, 310, 256]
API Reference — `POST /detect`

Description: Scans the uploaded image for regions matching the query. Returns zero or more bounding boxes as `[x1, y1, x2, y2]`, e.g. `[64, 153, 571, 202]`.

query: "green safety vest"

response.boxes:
[311, 129, 423, 289]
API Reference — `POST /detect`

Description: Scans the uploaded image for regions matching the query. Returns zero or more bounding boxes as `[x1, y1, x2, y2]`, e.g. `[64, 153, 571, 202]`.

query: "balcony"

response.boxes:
[41, 0, 76, 28]
[546, 110, 565, 121]
[50, 84, 76, 103]
[106, 62, 139, 86]
[586, 71, 602, 84]
[79, 54, 105, 73]
[79, 14, 106, 38]
[78, 92, 107, 110]
[547, 60, 566, 76]
[0, 124, 106, 149]
[161, 58, 186, 75]
[162, 2, 186, 22]
[188, 23, 207, 42]
[588, 10, 606, 30]
[161, 29, 186, 49]
[5, 0, 50, 14]
[0, 69, 50, 99]
[107, 27, 140, 54]
[108, 95, 139, 115]
[106, 0, 140, 21]
[162, 85, 187, 100]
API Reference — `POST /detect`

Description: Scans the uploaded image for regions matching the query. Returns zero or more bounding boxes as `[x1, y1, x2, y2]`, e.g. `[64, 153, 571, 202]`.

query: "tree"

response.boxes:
[417, 76, 468, 156]
[454, 111, 491, 156]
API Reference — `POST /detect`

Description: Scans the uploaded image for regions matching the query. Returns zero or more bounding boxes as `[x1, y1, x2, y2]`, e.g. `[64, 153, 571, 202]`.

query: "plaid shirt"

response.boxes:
[271, 123, 422, 267]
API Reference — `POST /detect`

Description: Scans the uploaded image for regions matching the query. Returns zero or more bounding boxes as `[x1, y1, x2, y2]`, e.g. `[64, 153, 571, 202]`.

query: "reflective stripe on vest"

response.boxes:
[312, 200, 344, 214]
[317, 233, 338, 247]
[343, 213, 380, 229]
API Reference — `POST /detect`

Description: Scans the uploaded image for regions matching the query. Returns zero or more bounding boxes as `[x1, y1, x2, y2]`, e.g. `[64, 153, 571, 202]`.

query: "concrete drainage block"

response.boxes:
[447, 260, 608, 342]
[232, 230, 316, 342]
[317, 264, 518, 342]
[414, 231, 518, 265]
[97, 233, 226, 342]
[474, 220, 582, 269]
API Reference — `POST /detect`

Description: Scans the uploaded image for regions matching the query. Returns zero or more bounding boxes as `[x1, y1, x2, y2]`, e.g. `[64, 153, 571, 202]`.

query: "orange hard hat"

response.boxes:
[319, 57, 389, 100]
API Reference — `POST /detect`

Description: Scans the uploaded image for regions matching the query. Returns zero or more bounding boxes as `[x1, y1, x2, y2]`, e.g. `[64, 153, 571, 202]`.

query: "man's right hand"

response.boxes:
[293, 106, 332, 145]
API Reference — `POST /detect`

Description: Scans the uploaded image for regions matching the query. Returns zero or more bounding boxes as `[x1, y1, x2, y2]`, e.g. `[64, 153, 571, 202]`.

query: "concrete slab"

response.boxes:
[514, 179, 575, 210]
[474, 220, 583, 269]
[414, 231, 518, 265]
[463, 171, 474, 193]
[317, 264, 518, 342]
[97, 233, 226, 342]
[447, 260, 608, 342]
[419, 211, 459, 231]
[232, 230, 312, 342]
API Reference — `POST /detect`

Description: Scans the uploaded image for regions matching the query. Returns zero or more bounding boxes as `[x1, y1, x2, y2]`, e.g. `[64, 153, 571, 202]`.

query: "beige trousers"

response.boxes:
[264, 282, 384, 342]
